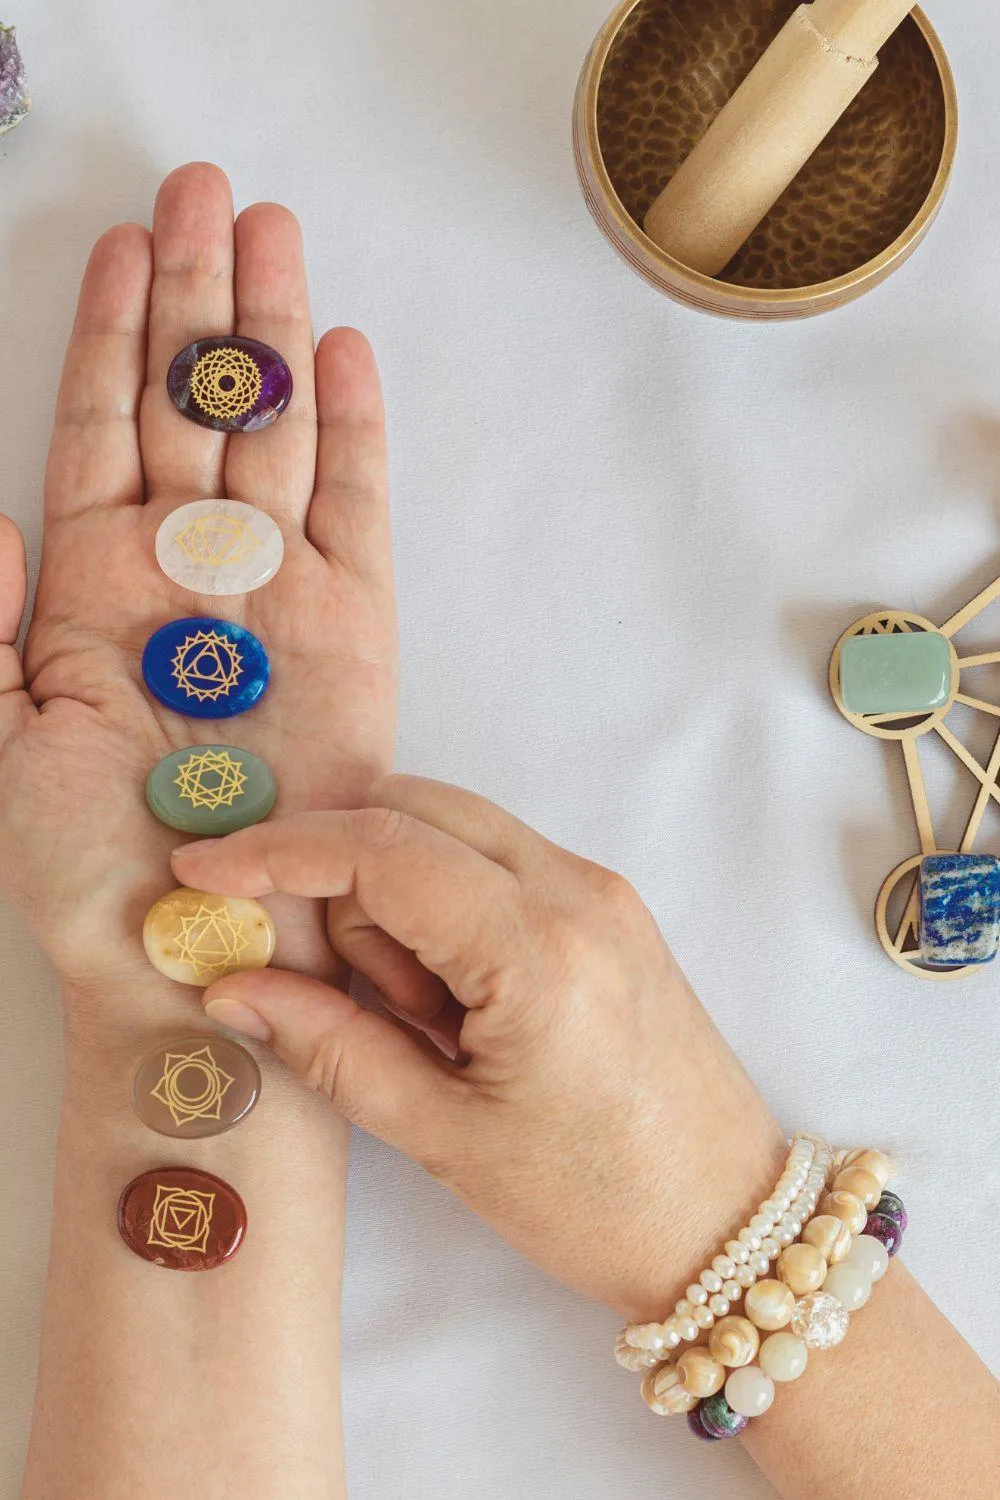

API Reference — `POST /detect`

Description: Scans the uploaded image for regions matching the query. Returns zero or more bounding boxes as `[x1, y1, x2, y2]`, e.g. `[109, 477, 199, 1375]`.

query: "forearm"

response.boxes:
[743, 1259, 1000, 1500]
[21, 976, 348, 1500]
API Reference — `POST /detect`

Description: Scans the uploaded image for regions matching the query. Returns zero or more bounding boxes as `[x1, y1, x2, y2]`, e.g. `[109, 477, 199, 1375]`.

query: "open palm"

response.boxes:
[0, 164, 396, 989]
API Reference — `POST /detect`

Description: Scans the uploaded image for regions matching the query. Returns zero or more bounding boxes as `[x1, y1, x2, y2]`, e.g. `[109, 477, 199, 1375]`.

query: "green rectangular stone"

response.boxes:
[840, 631, 951, 714]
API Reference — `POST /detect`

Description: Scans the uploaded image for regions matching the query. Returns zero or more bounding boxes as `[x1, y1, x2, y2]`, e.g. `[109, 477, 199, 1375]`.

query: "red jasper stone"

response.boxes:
[118, 1166, 247, 1271]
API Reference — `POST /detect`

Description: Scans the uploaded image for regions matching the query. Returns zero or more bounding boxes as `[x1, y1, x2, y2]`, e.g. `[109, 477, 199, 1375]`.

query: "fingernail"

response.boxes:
[205, 997, 272, 1042]
[173, 838, 220, 857]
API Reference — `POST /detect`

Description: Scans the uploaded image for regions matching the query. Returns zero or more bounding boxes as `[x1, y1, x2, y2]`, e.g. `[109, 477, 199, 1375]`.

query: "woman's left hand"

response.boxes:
[0, 163, 397, 1009]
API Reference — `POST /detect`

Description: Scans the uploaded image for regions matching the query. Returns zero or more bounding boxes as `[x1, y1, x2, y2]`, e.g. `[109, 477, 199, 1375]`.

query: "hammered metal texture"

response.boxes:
[596, 1, 946, 290]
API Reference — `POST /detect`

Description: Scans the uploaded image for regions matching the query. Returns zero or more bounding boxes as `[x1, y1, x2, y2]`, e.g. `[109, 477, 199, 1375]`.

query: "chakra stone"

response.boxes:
[131, 1035, 261, 1139]
[686, 1407, 722, 1442]
[874, 1191, 908, 1232]
[146, 745, 276, 835]
[840, 631, 952, 715]
[865, 1212, 904, 1258]
[790, 1292, 850, 1350]
[118, 1167, 247, 1271]
[167, 337, 292, 433]
[142, 616, 270, 720]
[155, 499, 284, 596]
[143, 886, 276, 988]
[698, 1391, 750, 1440]
[0, 24, 29, 136]
[919, 854, 1000, 967]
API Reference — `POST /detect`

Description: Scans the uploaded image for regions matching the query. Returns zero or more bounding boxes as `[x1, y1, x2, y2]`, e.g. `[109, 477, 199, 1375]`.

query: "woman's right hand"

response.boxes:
[172, 774, 787, 1321]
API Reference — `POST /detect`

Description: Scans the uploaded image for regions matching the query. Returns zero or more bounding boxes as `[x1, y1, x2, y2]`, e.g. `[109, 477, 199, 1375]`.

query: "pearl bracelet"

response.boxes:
[641, 1149, 906, 1441]
[616, 1134, 834, 1372]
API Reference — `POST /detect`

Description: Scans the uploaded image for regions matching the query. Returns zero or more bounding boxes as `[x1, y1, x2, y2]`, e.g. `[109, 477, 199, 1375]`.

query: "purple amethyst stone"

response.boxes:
[875, 1191, 908, 1232]
[698, 1392, 750, 1440]
[687, 1407, 722, 1442]
[167, 336, 292, 433]
[0, 24, 29, 136]
[865, 1212, 904, 1257]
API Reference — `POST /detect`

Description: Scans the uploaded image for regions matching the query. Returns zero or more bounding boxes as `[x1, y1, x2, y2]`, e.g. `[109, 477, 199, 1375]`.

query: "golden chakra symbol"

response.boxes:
[171, 629, 243, 703]
[148, 1183, 216, 1255]
[174, 749, 248, 811]
[172, 902, 250, 981]
[189, 346, 262, 420]
[173, 512, 261, 568]
[150, 1045, 235, 1129]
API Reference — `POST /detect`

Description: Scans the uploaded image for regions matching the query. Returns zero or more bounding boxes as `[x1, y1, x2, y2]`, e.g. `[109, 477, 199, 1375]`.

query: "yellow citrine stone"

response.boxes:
[143, 887, 276, 988]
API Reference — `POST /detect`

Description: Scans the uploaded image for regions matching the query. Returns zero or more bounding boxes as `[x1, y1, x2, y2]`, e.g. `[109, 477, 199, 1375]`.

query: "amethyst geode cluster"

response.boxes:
[0, 24, 29, 137]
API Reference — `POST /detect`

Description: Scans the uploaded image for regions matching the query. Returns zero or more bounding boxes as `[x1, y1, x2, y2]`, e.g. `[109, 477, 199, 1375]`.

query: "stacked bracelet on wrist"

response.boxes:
[615, 1139, 907, 1442]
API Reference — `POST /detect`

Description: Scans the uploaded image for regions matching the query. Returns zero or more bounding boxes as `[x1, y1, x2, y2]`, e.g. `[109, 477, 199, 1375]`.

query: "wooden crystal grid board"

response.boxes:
[830, 572, 1000, 980]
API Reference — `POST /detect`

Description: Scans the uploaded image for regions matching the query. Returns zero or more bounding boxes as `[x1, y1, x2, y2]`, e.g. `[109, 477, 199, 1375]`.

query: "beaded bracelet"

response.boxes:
[616, 1134, 833, 1371]
[623, 1147, 907, 1442]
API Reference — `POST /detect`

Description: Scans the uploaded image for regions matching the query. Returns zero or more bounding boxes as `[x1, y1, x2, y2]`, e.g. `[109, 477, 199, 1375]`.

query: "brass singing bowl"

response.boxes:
[573, 0, 958, 320]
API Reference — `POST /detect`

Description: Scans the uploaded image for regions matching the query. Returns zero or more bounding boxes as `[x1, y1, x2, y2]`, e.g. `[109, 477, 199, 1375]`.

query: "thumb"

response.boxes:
[203, 967, 461, 1164]
[0, 515, 34, 751]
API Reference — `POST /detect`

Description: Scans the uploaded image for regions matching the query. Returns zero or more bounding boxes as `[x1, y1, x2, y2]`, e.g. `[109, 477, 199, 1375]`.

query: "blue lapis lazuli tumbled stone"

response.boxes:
[142, 617, 270, 720]
[919, 853, 1000, 967]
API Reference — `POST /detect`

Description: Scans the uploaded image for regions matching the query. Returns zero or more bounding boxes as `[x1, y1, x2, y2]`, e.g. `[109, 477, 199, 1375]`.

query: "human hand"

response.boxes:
[172, 776, 787, 1319]
[0, 163, 395, 1005]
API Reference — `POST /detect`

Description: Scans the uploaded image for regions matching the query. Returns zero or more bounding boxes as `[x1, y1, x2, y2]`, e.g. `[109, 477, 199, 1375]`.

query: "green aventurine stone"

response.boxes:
[840, 631, 952, 715]
[146, 745, 276, 835]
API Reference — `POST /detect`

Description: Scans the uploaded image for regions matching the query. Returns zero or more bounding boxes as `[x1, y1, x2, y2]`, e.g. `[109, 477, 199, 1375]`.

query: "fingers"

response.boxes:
[307, 328, 391, 587]
[141, 163, 235, 500]
[225, 203, 317, 526]
[370, 774, 548, 872]
[44, 223, 152, 522]
[172, 807, 523, 1006]
[326, 894, 457, 1031]
[202, 968, 461, 1160]
[0, 516, 34, 746]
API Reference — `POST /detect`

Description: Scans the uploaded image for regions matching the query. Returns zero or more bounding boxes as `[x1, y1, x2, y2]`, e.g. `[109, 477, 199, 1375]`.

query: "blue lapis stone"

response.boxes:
[142, 617, 270, 720]
[919, 853, 1000, 967]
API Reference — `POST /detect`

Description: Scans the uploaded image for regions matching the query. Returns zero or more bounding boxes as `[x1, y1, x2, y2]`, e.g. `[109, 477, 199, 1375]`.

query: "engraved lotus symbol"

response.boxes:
[189, 346, 262, 420]
[150, 1046, 236, 1128]
[171, 630, 243, 703]
[147, 1184, 216, 1255]
[174, 749, 248, 810]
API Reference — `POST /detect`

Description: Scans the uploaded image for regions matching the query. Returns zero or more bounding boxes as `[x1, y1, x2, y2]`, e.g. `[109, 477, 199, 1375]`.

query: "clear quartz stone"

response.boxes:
[791, 1293, 850, 1351]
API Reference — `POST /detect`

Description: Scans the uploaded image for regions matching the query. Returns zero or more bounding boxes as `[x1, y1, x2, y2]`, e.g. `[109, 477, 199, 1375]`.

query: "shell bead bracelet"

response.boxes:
[627, 1147, 906, 1442]
[616, 1135, 833, 1371]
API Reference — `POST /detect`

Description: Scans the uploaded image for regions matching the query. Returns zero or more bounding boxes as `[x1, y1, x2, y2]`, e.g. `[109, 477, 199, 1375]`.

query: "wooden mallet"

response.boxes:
[643, 0, 919, 276]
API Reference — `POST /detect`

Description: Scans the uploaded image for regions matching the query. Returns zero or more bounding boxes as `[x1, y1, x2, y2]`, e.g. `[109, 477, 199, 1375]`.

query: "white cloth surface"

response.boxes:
[2, 1, 1000, 1495]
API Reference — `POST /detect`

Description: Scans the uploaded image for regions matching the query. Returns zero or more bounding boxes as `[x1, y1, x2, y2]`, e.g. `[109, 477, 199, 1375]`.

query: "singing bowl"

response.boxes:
[573, 0, 957, 320]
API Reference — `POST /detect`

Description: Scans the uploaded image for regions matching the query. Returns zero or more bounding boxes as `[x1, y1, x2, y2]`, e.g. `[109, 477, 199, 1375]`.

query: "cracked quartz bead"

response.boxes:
[131, 1035, 261, 1139]
[142, 616, 270, 719]
[143, 887, 276, 989]
[791, 1292, 850, 1350]
[118, 1166, 247, 1271]
[167, 336, 292, 433]
[155, 499, 284, 596]
[146, 744, 276, 835]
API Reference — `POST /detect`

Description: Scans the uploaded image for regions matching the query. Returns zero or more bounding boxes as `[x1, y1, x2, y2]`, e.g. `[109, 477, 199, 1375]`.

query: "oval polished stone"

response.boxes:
[131, 1035, 262, 1139]
[142, 616, 270, 719]
[146, 744, 276, 835]
[143, 887, 276, 988]
[118, 1166, 247, 1271]
[167, 336, 292, 433]
[155, 499, 284, 596]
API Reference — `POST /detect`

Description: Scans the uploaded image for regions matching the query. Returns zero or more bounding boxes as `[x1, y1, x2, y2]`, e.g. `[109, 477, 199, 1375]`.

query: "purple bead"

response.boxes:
[167, 336, 293, 433]
[687, 1407, 722, 1442]
[699, 1391, 750, 1440]
[865, 1212, 904, 1257]
[0, 25, 29, 136]
[875, 1191, 908, 1232]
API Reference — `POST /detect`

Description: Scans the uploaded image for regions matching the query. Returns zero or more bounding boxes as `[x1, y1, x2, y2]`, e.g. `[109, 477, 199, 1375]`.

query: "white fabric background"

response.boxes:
[2, 1, 999, 1495]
